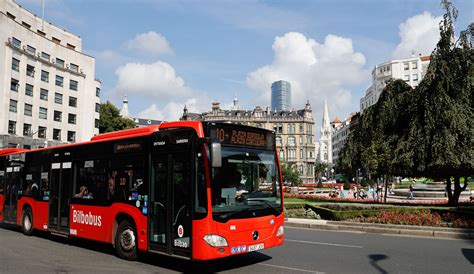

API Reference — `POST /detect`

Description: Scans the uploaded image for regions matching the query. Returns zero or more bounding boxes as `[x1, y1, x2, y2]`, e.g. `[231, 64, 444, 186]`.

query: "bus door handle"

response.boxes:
[173, 205, 188, 226]
[153, 202, 165, 215]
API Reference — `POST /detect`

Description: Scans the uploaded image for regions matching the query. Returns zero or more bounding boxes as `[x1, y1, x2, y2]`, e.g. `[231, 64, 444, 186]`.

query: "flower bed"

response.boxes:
[353, 210, 442, 226]
[283, 200, 474, 228]
[283, 193, 474, 206]
[352, 210, 474, 228]
[303, 204, 422, 221]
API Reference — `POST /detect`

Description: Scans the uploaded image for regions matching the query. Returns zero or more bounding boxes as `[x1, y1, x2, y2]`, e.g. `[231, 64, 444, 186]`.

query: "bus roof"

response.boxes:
[0, 148, 29, 156]
[0, 121, 206, 156]
[90, 125, 161, 142]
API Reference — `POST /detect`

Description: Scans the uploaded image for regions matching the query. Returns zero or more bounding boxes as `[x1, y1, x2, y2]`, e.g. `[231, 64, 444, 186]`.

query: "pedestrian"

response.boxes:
[408, 183, 414, 200]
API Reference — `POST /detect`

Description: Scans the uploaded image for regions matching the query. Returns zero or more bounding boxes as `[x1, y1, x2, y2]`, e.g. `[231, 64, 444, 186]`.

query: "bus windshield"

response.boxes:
[211, 146, 282, 222]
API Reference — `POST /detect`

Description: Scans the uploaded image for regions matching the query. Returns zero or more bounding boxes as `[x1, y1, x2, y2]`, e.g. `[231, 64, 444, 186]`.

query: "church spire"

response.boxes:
[317, 97, 333, 165]
[322, 97, 329, 127]
[120, 95, 131, 119]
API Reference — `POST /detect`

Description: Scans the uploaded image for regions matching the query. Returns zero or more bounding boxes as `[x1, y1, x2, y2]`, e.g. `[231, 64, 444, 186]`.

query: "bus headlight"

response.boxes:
[204, 234, 228, 247]
[276, 226, 284, 237]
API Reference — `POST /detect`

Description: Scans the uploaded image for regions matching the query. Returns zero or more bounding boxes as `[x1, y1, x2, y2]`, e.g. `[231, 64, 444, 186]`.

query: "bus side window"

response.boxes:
[74, 160, 108, 202]
[23, 153, 42, 198]
[110, 157, 146, 204]
[23, 175, 39, 197]
[40, 171, 49, 199]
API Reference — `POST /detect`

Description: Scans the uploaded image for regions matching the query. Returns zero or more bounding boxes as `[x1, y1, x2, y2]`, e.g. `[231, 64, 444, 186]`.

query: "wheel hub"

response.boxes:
[24, 214, 31, 231]
[120, 228, 136, 251]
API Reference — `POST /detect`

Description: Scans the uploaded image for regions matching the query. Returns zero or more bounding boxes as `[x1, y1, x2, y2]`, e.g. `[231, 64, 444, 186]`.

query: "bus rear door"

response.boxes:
[48, 150, 73, 233]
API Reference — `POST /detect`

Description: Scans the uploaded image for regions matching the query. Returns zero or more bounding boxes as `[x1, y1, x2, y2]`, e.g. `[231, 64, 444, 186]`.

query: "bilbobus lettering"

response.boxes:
[72, 210, 102, 227]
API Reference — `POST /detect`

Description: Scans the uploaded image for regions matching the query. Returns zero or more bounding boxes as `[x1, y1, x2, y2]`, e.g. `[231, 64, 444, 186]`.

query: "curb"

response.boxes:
[284, 218, 474, 240]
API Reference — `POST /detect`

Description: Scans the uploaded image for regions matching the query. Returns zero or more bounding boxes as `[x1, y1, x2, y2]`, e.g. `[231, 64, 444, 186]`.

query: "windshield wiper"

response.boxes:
[247, 199, 279, 215]
[218, 207, 253, 222]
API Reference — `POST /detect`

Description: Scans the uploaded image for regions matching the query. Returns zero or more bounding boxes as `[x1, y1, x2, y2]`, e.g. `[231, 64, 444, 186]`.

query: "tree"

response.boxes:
[394, 0, 473, 205]
[314, 162, 328, 180]
[338, 80, 412, 188]
[99, 101, 136, 133]
[281, 162, 303, 186]
[339, 1, 473, 205]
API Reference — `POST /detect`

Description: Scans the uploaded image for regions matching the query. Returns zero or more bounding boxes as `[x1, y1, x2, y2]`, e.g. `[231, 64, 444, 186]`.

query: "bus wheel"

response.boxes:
[21, 208, 34, 236]
[115, 220, 138, 260]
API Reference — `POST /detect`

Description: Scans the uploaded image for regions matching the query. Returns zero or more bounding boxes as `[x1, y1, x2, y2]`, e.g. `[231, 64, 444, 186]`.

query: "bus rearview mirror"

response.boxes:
[211, 142, 222, 168]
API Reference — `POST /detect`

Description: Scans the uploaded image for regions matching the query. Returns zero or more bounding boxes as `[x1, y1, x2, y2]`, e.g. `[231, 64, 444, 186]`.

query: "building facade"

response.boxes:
[271, 80, 291, 112]
[0, 0, 100, 149]
[331, 113, 356, 165]
[181, 101, 317, 183]
[360, 55, 430, 113]
[315, 99, 332, 166]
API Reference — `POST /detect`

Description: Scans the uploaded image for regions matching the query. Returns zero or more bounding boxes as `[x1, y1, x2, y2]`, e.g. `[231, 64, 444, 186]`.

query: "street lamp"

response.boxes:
[331, 168, 334, 180]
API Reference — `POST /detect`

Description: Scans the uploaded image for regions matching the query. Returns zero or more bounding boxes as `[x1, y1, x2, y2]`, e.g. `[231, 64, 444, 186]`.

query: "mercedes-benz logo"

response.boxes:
[252, 231, 259, 240]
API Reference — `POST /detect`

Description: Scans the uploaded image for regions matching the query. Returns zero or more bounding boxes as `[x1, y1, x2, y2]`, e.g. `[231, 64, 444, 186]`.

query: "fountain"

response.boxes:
[391, 181, 471, 200]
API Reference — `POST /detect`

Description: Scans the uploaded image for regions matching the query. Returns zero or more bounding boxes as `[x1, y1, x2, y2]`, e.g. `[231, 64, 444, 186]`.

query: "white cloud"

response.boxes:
[246, 32, 367, 132]
[138, 96, 211, 122]
[115, 61, 191, 99]
[392, 12, 442, 59]
[127, 31, 173, 55]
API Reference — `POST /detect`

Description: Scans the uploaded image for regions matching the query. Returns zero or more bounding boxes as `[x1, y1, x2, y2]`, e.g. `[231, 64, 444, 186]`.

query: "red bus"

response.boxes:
[0, 121, 284, 260]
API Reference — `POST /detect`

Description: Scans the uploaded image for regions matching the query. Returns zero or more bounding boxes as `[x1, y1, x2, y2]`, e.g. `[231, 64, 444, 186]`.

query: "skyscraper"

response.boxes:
[271, 80, 291, 112]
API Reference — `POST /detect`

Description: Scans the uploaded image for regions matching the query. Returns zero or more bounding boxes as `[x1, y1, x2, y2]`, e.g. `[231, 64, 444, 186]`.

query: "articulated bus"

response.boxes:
[0, 121, 284, 260]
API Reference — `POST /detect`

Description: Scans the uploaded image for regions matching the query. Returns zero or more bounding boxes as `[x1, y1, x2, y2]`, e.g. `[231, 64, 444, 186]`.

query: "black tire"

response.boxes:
[115, 220, 138, 261]
[21, 207, 34, 236]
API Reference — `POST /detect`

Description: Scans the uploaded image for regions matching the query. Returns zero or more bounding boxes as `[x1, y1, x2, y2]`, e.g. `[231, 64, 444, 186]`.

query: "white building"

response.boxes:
[0, 0, 101, 149]
[331, 114, 355, 165]
[315, 98, 332, 166]
[360, 55, 430, 113]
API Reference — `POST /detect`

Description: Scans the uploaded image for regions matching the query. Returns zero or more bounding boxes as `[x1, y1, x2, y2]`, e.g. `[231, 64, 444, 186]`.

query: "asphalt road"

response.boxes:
[1, 224, 473, 273]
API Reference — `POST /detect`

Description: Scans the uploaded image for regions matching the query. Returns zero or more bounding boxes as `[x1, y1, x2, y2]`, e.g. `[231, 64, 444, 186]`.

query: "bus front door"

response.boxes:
[150, 152, 192, 258]
[48, 162, 72, 233]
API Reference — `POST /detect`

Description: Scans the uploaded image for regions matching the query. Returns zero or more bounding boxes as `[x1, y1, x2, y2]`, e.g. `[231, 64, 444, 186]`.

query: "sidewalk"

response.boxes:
[285, 218, 474, 240]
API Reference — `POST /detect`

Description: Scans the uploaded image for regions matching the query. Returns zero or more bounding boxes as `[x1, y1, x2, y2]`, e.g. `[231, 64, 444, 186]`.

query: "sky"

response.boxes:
[16, 0, 473, 136]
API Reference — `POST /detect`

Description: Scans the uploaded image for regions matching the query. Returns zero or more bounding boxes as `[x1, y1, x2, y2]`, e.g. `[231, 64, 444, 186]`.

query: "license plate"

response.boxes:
[248, 243, 264, 252]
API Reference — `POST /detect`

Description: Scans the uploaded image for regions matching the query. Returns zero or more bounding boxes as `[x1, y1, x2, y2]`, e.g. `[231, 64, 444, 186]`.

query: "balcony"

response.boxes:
[6, 38, 86, 78]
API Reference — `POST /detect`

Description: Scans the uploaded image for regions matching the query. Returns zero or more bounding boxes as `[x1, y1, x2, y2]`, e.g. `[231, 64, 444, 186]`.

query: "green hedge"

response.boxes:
[305, 204, 417, 220]
[284, 203, 307, 210]
[284, 203, 474, 221]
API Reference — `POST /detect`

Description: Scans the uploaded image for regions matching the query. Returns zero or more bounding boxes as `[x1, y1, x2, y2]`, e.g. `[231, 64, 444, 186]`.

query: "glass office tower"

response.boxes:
[271, 80, 291, 112]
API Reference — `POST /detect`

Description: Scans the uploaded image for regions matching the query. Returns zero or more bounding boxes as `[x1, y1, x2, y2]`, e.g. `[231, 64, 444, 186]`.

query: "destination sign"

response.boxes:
[210, 126, 273, 149]
[114, 141, 143, 153]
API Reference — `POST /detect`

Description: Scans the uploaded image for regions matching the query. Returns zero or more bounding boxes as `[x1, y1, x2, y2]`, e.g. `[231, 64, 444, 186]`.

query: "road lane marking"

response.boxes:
[258, 262, 324, 273]
[286, 239, 363, 249]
